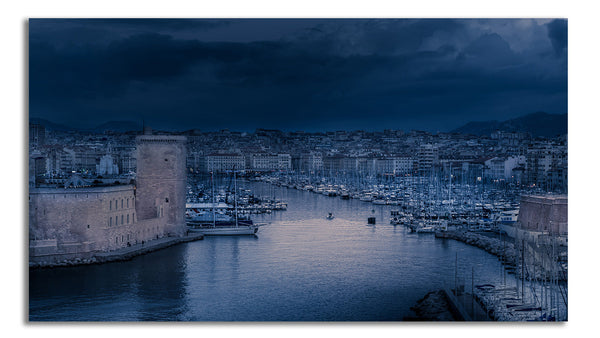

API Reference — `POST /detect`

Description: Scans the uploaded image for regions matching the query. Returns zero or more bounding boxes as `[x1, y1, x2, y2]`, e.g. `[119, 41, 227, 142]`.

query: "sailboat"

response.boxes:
[188, 170, 260, 236]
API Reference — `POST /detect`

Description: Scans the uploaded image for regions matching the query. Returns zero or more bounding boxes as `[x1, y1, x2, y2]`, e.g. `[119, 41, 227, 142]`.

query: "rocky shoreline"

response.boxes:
[404, 290, 457, 321]
[435, 230, 517, 268]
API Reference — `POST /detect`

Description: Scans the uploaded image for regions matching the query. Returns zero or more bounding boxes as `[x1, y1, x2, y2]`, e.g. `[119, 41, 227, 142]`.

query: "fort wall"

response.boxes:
[517, 195, 568, 236]
[29, 132, 189, 265]
[29, 185, 136, 251]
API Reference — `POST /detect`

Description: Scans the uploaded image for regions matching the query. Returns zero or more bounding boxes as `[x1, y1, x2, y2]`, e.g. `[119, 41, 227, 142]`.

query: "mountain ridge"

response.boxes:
[31, 112, 568, 137]
[30, 118, 142, 133]
[450, 112, 567, 137]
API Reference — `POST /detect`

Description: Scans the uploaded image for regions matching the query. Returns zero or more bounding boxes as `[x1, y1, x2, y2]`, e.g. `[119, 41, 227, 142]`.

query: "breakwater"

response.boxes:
[435, 230, 517, 268]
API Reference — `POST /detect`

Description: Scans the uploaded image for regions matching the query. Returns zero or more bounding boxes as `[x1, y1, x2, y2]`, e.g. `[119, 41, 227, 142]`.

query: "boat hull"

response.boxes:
[188, 226, 258, 236]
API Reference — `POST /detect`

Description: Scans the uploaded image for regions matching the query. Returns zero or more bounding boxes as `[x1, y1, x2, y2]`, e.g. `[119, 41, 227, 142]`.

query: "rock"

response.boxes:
[405, 290, 456, 321]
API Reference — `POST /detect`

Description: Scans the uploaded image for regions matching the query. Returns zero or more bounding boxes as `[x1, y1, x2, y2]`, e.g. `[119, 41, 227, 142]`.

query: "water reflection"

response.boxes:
[132, 245, 188, 320]
[30, 181, 524, 321]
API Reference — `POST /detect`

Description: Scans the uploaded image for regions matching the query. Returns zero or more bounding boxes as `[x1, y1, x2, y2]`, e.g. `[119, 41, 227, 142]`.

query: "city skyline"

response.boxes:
[29, 18, 567, 132]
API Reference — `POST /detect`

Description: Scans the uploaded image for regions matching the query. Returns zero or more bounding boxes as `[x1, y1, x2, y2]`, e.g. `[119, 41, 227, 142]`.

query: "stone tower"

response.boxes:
[135, 128, 187, 236]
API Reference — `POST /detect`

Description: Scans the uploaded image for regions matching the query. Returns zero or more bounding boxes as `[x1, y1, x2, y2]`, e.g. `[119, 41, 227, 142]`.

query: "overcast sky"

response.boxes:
[29, 18, 567, 132]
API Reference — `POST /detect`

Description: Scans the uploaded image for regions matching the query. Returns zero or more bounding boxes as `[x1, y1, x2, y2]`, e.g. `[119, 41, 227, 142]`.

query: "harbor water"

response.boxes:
[30, 181, 534, 321]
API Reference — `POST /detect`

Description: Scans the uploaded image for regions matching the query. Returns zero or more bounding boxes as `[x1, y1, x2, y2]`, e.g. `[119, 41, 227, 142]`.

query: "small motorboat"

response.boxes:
[326, 212, 335, 220]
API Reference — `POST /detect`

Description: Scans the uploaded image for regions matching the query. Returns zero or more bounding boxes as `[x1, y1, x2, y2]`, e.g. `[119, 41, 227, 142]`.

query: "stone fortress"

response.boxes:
[29, 127, 187, 265]
[517, 195, 568, 236]
[514, 194, 568, 282]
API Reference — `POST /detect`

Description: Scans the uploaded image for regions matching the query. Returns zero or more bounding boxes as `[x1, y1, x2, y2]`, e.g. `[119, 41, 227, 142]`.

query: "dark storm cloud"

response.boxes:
[546, 19, 568, 56]
[104, 33, 205, 81]
[29, 19, 231, 44]
[461, 33, 517, 67]
[29, 19, 567, 131]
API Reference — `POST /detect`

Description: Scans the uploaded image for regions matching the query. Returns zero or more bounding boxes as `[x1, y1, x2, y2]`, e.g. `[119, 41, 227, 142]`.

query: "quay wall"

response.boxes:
[30, 233, 204, 268]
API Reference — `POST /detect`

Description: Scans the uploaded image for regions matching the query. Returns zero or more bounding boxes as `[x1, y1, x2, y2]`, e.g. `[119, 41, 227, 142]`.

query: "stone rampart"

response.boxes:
[517, 195, 568, 235]
[29, 185, 136, 248]
[29, 131, 189, 266]
[29, 185, 175, 262]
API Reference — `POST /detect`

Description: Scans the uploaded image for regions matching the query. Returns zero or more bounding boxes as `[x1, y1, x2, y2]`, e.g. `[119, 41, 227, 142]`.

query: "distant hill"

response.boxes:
[29, 118, 142, 133]
[29, 118, 75, 132]
[92, 121, 142, 133]
[451, 112, 567, 137]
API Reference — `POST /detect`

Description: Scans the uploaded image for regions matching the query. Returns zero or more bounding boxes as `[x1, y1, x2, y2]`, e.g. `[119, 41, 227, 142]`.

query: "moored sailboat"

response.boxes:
[187, 171, 260, 236]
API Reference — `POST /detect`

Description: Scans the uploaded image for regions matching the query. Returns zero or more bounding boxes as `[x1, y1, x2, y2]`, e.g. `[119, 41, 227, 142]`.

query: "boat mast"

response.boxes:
[212, 171, 216, 228]
[234, 168, 239, 228]
[448, 163, 452, 219]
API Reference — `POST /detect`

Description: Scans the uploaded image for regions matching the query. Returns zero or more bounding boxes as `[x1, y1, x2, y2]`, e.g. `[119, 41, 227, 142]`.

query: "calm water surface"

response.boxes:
[29, 182, 516, 321]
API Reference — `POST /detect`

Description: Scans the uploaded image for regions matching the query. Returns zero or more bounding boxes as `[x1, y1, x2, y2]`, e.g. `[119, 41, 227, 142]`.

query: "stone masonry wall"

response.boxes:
[29, 186, 136, 253]
[135, 135, 187, 237]
[517, 195, 568, 235]
[29, 185, 173, 261]
[29, 133, 188, 263]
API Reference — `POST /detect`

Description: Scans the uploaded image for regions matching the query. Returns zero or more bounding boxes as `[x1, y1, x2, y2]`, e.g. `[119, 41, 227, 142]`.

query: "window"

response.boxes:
[127, 198, 129, 208]
[121, 215, 124, 224]
[127, 214, 129, 224]
[109, 217, 112, 226]
[116, 237, 118, 244]
[110, 200, 112, 210]
[115, 216, 118, 225]
[115, 199, 118, 209]
[121, 199, 124, 208]
[87, 224, 90, 229]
